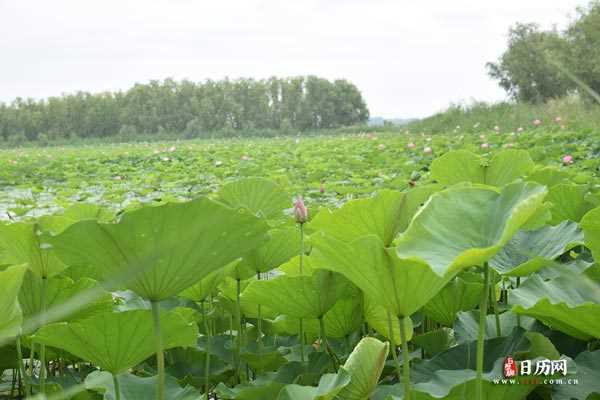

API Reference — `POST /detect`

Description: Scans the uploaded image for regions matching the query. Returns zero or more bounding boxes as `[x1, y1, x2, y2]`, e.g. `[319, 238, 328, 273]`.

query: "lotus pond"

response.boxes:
[0, 130, 599, 400]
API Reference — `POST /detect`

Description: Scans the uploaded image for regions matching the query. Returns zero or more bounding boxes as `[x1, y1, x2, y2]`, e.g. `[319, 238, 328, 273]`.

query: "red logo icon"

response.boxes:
[503, 356, 518, 378]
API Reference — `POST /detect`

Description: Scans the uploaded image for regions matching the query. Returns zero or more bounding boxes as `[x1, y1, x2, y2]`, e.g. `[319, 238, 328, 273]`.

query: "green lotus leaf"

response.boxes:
[510, 273, 600, 340]
[215, 378, 288, 400]
[277, 369, 351, 400]
[85, 370, 201, 400]
[527, 166, 572, 187]
[242, 349, 289, 372]
[279, 255, 316, 277]
[547, 184, 595, 224]
[422, 273, 484, 326]
[240, 270, 350, 319]
[47, 197, 270, 300]
[396, 181, 548, 275]
[453, 310, 536, 343]
[0, 222, 67, 278]
[219, 177, 290, 220]
[309, 187, 438, 246]
[553, 350, 600, 400]
[412, 328, 455, 357]
[430, 149, 534, 187]
[581, 206, 600, 262]
[179, 267, 227, 303]
[239, 227, 301, 274]
[311, 234, 459, 318]
[335, 337, 389, 400]
[490, 221, 584, 276]
[363, 295, 412, 344]
[0, 264, 27, 340]
[33, 309, 198, 374]
[38, 203, 115, 234]
[18, 271, 113, 325]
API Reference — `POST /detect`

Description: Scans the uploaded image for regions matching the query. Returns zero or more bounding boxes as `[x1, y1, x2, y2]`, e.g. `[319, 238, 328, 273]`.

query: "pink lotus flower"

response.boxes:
[503, 143, 515, 148]
[533, 119, 542, 126]
[294, 196, 308, 224]
[480, 143, 489, 149]
[562, 155, 574, 165]
[407, 142, 416, 149]
[423, 147, 432, 154]
[320, 182, 325, 194]
[114, 175, 123, 180]
[378, 144, 386, 150]
[560, 124, 566, 130]
[479, 134, 486, 139]
[241, 155, 250, 161]
[517, 127, 524, 133]
[555, 116, 562, 123]
[494, 126, 500, 132]
[169, 146, 176, 152]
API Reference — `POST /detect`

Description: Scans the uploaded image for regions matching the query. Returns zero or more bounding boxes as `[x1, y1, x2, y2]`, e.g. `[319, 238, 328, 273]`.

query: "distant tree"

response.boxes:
[564, 1, 600, 96]
[486, 23, 572, 103]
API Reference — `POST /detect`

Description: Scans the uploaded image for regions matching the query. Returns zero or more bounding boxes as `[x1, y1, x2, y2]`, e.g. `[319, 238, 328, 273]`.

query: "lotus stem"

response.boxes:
[386, 309, 401, 382]
[256, 271, 263, 369]
[201, 301, 211, 398]
[28, 342, 35, 395]
[150, 301, 165, 400]
[39, 276, 47, 395]
[235, 278, 244, 383]
[299, 223, 306, 364]
[16, 334, 30, 396]
[491, 272, 501, 337]
[113, 373, 121, 400]
[399, 316, 411, 400]
[476, 263, 490, 400]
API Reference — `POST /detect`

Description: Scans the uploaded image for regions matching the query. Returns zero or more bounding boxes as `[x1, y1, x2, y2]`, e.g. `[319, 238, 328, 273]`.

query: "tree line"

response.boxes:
[487, 1, 600, 103]
[0, 76, 370, 143]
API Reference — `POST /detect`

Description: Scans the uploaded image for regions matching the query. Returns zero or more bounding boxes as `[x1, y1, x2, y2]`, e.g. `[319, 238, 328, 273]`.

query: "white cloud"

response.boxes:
[0, 0, 586, 117]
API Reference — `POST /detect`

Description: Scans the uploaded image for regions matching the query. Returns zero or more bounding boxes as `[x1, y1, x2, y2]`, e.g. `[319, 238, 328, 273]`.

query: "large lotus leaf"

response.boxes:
[47, 197, 270, 300]
[547, 184, 596, 224]
[19, 270, 113, 325]
[334, 337, 389, 400]
[239, 227, 301, 274]
[422, 272, 484, 326]
[374, 367, 534, 399]
[241, 270, 350, 319]
[38, 203, 115, 235]
[309, 187, 438, 246]
[412, 328, 456, 356]
[219, 177, 290, 220]
[0, 222, 67, 278]
[395, 181, 547, 275]
[553, 350, 600, 400]
[277, 369, 352, 400]
[85, 370, 201, 400]
[33, 309, 198, 374]
[311, 234, 459, 318]
[363, 295, 412, 344]
[168, 346, 232, 387]
[453, 310, 536, 343]
[510, 273, 600, 340]
[279, 255, 316, 277]
[430, 149, 534, 187]
[581, 207, 600, 262]
[490, 221, 584, 276]
[179, 267, 226, 303]
[215, 376, 288, 400]
[527, 166, 571, 187]
[0, 264, 27, 340]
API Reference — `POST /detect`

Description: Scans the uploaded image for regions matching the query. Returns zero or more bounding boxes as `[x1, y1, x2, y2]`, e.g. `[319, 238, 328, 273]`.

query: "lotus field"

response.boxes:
[0, 129, 599, 400]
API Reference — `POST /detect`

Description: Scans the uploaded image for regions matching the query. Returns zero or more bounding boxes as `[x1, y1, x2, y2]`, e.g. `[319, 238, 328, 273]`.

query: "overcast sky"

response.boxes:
[0, 0, 587, 118]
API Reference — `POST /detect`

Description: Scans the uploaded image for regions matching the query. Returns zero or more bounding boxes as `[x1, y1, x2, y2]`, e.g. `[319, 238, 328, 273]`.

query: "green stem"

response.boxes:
[16, 335, 30, 396]
[256, 272, 263, 371]
[476, 263, 490, 400]
[28, 342, 35, 395]
[299, 319, 305, 363]
[386, 310, 401, 382]
[39, 276, 47, 394]
[113, 373, 121, 400]
[491, 272, 501, 337]
[515, 277, 521, 328]
[151, 301, 165, 400]
[298, 223, 306, 364]
[399, 316, 411, 400]
[319, 317, 339, 371]
[319, 317, 327, 353]
[201, 301, 211, 399]
[236, 278, 244, 383]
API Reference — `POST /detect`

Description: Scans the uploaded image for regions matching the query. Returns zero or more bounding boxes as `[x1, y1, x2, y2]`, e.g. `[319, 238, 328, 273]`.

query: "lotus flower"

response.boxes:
[555, 116, 562, 123]
[562, 155, 574, 165]
[533, 119, 542, 126]
[168, 146, 176, 152]
[494, 126, 500, 132]
[503, 143, 515, 148]
[378, 144, 386, 150]
[407, 142, 416, 149]
[294, 196, 308, 224]
[320, 183, 325, 194]
[480, 143, 490, 149]
[423, 147, 432, 154]
[517, 127, 524, 133]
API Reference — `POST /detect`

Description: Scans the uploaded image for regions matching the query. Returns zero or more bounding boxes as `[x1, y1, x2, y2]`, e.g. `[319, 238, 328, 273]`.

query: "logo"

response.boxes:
[503, 356, 518, 378]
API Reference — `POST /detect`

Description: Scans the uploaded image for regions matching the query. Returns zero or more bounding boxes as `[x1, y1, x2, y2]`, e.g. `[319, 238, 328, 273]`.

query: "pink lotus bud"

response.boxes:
[294, 196, 308, 224]
[481, 143, 489, 149]
[533, 119, 542, 126]
[378, 143, 386, 150]
[407, 142, 416, 149]
[479, 134, 486, 139]
[560, 124, 566, 130]
[562, 155, 574, 165]
[320, 182, 325, 194]
[169, 145, 176, 152]
[555, 116, 562, 123]
[517, 127, 524, 133]
[241, 155, 250, 161]
[423, 146, 432, 154]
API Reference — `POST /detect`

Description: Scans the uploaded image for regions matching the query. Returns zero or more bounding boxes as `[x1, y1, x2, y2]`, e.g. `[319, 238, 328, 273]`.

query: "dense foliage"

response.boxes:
[0, 126, 599, 399]
[0, 76, 369, 144]
[487, 0, 600, 102]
